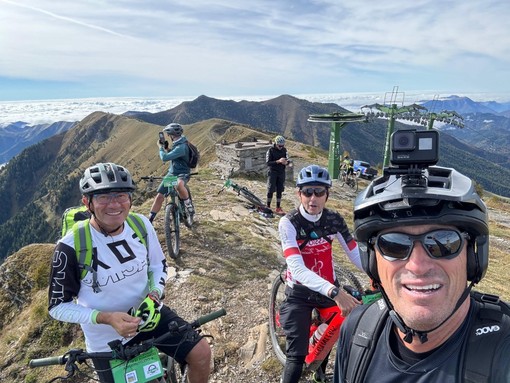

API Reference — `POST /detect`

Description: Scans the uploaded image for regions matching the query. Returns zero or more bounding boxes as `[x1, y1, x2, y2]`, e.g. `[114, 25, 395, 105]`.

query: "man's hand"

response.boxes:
[332, 290, 361, 317]
[96, 311, 141, 338]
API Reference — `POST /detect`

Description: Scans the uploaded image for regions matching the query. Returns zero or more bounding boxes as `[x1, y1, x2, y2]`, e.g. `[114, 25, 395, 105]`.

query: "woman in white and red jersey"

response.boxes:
[278, 164, 363, 383]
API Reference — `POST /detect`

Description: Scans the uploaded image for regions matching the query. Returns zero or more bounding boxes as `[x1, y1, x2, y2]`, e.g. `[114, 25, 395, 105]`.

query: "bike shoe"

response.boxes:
[275, 207, 285, 215]
[185, 203, 195, 216]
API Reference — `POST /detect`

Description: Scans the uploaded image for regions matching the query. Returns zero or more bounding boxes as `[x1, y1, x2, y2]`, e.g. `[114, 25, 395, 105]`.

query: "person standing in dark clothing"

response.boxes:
[266, 135, 289, 215]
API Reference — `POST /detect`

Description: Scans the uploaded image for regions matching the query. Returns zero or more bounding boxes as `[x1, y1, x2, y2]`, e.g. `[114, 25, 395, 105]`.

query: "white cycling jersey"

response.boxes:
[48, 214, 167, 352]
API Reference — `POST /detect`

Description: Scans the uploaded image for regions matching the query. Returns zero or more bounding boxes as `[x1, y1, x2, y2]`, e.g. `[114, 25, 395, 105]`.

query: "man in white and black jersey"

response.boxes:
[48, 163, 211, 383]
[278, 164, 363, 383]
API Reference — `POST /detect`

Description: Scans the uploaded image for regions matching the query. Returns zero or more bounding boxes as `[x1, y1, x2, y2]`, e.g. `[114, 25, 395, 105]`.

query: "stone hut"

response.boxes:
[215, 139, 294, 181]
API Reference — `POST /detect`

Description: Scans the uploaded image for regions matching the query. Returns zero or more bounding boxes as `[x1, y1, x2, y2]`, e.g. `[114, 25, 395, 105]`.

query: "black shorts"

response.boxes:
[92, 305, 202, 383]
[267, 171, 285, 194]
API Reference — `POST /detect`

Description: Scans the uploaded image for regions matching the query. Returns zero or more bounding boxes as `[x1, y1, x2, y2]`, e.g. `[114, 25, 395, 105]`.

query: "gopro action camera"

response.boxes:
[390, 129, 439, 167]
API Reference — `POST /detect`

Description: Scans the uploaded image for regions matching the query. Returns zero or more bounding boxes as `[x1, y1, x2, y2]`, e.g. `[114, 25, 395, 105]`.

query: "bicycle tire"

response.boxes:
[268, 272, 287, 365]
[339, 172, 347, 187]
[165, 203, 180, 259]
[167, 356, 187, 383]
[335, 266, 364, 294]
[349, 176, 358, 192]
[239, 187, 264, 207]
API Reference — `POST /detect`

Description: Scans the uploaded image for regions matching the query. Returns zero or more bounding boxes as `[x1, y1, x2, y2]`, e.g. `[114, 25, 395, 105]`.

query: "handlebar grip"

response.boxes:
[29, 355, 66, 368]
[193, 308, 227, 328]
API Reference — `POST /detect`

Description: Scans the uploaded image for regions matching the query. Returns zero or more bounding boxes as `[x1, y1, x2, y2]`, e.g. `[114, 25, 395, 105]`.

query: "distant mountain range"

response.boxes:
[0, 120, 76, 164]
[1, 94, 510, 263]
[420, 95, 510, 115]
[3, 94, 510, 167]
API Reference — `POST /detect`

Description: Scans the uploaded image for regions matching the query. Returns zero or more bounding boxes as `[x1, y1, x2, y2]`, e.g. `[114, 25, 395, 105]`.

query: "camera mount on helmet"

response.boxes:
[384, 129, 440, 188]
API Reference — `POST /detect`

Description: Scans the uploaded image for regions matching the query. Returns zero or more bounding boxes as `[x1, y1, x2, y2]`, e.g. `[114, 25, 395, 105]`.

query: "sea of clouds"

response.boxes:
[1, 91, 509, 126]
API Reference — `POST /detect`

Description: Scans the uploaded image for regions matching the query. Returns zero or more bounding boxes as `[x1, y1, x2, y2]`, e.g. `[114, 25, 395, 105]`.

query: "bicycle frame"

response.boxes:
[269, 267, 366, 380]
[305, 305, 344, 372]
[141, 174, 194, 259]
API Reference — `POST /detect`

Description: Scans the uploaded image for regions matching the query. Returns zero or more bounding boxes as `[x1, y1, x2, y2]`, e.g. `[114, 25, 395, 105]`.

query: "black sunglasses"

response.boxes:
[370, 229, 470, 261]
[300, 187, 327, 198]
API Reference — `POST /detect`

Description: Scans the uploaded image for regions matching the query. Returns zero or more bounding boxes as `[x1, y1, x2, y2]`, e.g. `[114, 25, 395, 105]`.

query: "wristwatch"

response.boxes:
[329, 287, 340, 299]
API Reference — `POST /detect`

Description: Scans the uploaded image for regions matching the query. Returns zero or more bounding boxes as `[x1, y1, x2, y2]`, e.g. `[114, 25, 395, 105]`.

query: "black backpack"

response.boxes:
[344, 291, 510, 383]
[187, 142, 200, 168]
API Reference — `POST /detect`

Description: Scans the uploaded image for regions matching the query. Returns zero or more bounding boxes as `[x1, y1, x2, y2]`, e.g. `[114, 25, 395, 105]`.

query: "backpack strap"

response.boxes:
[73, 219, 100, 293]
[463, 292, 510, 383]
[345, 299, 388, 383]
[126, 213, 148, 249]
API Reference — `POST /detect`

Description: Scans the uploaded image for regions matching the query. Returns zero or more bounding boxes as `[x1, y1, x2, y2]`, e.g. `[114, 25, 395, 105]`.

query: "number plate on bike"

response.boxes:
[110, 346, 163, 383]
[163, 176, 179, 187]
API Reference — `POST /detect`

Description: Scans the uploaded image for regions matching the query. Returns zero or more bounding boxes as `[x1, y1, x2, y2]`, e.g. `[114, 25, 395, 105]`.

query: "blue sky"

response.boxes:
[1, 0, 509, 101]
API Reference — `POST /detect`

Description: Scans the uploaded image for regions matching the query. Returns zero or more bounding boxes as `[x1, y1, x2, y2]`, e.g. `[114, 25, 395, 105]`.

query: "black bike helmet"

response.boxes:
[296, 165, 332, 188]
[80, 163, 136, 195]
[354, 166, 488, 283]
[163, 123, 183, 136]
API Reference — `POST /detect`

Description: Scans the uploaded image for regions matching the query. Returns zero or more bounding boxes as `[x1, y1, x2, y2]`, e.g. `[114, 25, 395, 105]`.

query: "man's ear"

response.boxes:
[82, 195, 93, 213]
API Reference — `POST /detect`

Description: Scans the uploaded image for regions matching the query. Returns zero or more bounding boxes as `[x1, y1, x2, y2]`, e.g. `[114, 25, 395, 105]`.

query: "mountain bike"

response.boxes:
[29, 308, 227, 383]
[268, 267, 378, 382]
[141, 174, 196, 259]
[338, 168, 358, 192]
[218, 177, 273, 217]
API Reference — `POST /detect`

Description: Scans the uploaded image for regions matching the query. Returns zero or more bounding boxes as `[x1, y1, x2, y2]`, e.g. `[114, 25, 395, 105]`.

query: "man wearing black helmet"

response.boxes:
[48, 163, 211, 383]
[148, 122, 194, 223]
[278, 164, 363, 383]
[334, 165, 510, 382]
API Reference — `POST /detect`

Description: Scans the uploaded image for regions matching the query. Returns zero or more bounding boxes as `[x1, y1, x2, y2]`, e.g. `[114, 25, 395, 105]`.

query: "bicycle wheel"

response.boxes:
[339, 173, 347, 187]
[335, 266, 364, 294]
[239, 187, 264, 207]
[268, 271, 287, 365]
[167, 357, 187, 383]
[165, 203, 180, 259]
[349, 176, 358, 192]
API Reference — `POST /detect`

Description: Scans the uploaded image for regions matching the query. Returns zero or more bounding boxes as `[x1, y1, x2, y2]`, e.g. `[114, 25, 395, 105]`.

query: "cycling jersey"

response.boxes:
[160, 135, 190, 176]
[279, 205, 362, 297]
[48, 214, 167, 352]
[335, 297, 510, 382]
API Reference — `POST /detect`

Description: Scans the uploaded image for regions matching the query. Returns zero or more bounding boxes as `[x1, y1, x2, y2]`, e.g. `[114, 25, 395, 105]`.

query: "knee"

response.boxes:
[186, 338, 211, 367]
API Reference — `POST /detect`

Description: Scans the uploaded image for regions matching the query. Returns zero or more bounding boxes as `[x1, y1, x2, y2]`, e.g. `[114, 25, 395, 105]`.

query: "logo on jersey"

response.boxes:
[475, 325, 500, 336]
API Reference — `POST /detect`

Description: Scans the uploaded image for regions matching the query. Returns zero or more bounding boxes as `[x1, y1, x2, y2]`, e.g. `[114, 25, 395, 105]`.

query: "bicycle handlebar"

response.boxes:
[140, 172, 198, 181]
[29, 355, 67, 368]
[29, 308, 227, 369]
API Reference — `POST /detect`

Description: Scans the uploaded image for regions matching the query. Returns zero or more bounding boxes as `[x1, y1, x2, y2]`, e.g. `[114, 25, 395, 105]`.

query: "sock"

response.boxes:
[149, 212, 157, 223]
[184, 198, 192, 206]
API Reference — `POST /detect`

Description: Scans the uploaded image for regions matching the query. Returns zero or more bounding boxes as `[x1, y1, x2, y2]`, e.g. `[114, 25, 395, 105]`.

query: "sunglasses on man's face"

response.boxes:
[370, 229, 469, 262]
[300, 187, 327, 198]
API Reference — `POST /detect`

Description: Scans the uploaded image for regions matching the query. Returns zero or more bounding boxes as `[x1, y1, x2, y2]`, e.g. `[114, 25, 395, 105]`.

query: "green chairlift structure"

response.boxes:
[307, 112, 367, 179]
[360, 88, 464, 167]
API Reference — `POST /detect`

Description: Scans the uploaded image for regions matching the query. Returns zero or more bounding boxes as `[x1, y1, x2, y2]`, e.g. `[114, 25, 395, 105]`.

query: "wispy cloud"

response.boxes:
[0, 0, 509, 100]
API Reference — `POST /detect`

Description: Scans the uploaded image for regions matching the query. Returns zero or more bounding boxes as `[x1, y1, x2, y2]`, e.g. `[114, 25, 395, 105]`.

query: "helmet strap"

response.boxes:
[381, 281, 474, 344]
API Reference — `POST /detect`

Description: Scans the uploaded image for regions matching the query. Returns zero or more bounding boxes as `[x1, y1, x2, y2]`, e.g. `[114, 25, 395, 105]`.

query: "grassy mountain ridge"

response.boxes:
[0, 115, 278, 262]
